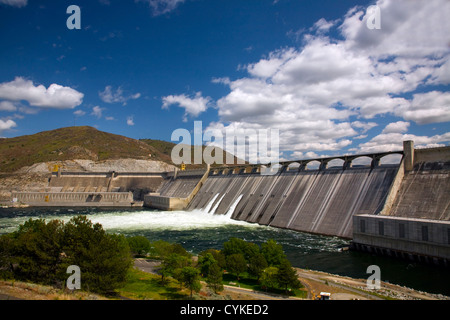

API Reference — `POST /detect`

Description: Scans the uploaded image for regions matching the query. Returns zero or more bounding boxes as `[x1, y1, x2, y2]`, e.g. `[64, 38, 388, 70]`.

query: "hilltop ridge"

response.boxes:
[0, 126, 173, 172]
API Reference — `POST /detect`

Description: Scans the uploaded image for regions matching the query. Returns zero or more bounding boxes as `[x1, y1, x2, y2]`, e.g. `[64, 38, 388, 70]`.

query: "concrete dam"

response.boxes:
[185, 165, 397, 239]
[10, 141, 450, 264]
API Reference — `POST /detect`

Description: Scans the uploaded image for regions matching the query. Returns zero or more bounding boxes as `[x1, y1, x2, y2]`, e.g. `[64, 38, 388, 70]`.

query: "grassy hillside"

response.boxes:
[0, 126, 169, 172]
[0, 126, 245, 173]
[140, 138, 246, 169]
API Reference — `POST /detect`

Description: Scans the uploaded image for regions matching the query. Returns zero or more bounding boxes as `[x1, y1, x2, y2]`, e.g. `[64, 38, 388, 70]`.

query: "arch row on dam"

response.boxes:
[208, 150, 404, 175]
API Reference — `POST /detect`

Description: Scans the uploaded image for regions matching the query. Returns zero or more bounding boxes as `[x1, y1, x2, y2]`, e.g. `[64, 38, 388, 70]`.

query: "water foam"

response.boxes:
[203, 193, 219, 213]
[225, 194, 243, 218]
[89, 208, 256, 232]
[210, 194, 226, 214]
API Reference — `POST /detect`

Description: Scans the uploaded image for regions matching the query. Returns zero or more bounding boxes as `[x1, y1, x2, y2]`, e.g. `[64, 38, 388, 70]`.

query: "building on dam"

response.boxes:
[10, 141, 450, 266]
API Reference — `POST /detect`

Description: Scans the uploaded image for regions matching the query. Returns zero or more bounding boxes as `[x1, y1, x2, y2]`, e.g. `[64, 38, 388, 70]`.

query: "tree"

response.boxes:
[206, 262, 224, 294]
[0, 233, 14, 280]
[0, 215, 133, 295]
[261, 239, 286, 266]
[150, 240, 191, 259]
[248, 253, 268, 280]
[276, 259, 301, 294]
[8, 218, 65, 285]
[181, 266, 201, 297]
[127, 236, 151, 257]
[198, 252, 216, 277]
[223, 237, 259, 261]
[160, 253, 191, 283]
[226, 253, 247, 281]
[199, 249, 226, 269]
[61, 216, 133, 294]
[260, 266, 279, 290]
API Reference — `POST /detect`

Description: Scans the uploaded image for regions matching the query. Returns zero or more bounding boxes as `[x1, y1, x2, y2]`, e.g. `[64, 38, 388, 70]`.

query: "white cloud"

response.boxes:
[127, 116, 135, 126]
[0, 101, 17, 112]
[340, 0, 450, 58]
[209, 0, 450, 157]
[0, 119, 17, 135]
[91, 106, 104, 119]
[0, 77, 83, 109]
[357, 131, 450, 153]
[0, 0, 27, 7]
[162, 92, 211, 122]
[382, 121, 410, 134]
[351, 121, 378, 133]
[135, 0, 185, 16]
[99, 86, 141, 105]
[73, 109, 86, 116]
[431, 58, 450, 84]
[311, 18, 337, 33]
[395, 91, 450, 124]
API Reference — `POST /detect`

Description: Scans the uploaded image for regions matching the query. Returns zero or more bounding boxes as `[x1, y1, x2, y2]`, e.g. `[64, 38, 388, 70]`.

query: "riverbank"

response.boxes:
[1, 263, 448, 301]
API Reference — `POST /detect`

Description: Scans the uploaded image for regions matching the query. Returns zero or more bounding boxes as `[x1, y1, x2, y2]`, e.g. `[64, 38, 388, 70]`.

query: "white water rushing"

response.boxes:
[0, 194, 254, 234]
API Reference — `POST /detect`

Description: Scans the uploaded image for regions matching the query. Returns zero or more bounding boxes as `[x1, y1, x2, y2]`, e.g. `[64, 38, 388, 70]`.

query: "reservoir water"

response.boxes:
[1, 206, 449, 296]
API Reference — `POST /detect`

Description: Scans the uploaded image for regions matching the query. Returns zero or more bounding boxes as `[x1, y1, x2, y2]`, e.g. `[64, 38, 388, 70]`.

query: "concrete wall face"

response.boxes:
[353, 215, 450, 260]
[12, 191, 134, 207]
[48, 172, 164, 201]
[186, 165, 398, 238]
[385, 162, 450, 220]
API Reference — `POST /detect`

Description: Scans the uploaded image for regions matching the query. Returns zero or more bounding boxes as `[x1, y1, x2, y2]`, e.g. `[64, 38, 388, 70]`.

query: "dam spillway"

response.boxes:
[9, 141, 450, 264]
[186, 165, 398, 239]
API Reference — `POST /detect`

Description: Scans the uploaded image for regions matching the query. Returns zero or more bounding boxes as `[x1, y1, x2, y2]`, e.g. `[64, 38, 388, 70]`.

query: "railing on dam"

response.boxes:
[11, 191, 135, 207]
[206, 150, 404, 175]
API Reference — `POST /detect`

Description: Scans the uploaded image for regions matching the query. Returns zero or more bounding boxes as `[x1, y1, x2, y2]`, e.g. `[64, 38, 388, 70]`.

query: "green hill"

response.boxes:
[0, 126, 170, 172]
[0, 126, 244, 173]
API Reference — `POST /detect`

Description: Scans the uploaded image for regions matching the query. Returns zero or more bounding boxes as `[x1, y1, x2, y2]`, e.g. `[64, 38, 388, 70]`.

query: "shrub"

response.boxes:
[127, 236, 151, 256]
[0, 215, 133, 295]
[225, 253, 247, 281]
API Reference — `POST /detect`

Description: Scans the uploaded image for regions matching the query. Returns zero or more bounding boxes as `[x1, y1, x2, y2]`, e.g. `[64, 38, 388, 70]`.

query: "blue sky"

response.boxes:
[0, 0, 449, 162]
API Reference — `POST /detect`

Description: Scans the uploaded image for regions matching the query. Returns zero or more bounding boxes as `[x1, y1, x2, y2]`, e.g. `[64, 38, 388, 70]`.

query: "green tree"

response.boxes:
[223, 237, 259, 261]
[150, 240, 191, 259]
[260, 266, 279, 290]
[198, 252, 216, 277]
[276, 259, 301, 294]
[0, 215, 133, 295]
[226, 253, 247, 281]
[149, 240, 173, 258]
[181, 266, 201, 297]
[199, 249, 226, 269]
[160, 252, 191, 283]
[8, 218, 65, 285]
[248, 253, 268, 280]
[127, 236, 151, 257]
[61, 216, 133, 294]
[0, 233, 14, 280]
[261, 239, 286, 266]
[206, 262, 224, 294]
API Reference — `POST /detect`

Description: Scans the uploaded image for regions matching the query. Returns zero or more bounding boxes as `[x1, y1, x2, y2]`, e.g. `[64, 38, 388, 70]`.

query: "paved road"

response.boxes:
[134, 258, 161, 274]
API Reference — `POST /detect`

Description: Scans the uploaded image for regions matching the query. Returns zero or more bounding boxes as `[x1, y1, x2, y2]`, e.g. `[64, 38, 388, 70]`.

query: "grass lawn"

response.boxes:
[118, 267, 189, 300]
[222, 273, 308, 299]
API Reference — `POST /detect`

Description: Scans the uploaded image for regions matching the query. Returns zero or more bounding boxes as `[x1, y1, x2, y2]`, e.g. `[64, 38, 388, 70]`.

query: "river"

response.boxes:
[0, 206, 449, 296]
